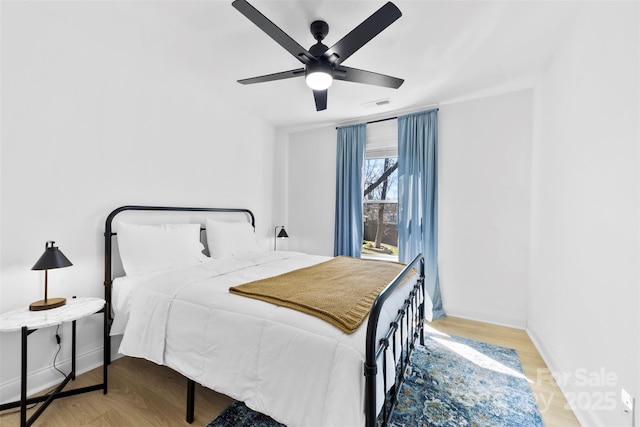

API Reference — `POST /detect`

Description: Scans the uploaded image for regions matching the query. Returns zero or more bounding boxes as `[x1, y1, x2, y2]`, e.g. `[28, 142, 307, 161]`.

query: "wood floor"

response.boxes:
[0, 317, 580, 426]
[427, 317, 581, 427]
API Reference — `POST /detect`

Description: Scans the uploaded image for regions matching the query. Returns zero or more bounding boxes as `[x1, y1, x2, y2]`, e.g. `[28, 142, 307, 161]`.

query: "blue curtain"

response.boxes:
[397, 110, 445, 320]
[334, 123, 366, 257]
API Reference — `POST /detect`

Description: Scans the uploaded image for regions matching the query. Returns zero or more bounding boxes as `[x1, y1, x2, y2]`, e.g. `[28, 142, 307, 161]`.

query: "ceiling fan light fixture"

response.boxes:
[305, 64, 333, 90]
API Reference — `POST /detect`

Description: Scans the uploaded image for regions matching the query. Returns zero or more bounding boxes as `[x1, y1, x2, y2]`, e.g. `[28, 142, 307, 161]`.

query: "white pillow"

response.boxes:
[206, 219, 261, 258]
[117, 222, 208, 276]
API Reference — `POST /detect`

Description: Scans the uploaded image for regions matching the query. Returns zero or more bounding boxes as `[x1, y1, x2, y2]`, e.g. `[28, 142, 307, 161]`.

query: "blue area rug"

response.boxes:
[206, 331, 543, 426]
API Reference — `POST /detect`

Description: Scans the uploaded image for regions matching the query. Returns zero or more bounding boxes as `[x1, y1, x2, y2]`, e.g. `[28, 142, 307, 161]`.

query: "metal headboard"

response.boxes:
[103, 205, 255, 362]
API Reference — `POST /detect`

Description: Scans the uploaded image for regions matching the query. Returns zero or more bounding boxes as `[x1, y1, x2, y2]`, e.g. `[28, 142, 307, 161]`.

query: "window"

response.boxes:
[362, 119, 398, 261]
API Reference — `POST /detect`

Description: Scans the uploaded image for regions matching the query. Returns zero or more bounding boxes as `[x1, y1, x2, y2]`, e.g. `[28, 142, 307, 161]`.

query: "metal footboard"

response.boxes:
[364, 254, 425, 427]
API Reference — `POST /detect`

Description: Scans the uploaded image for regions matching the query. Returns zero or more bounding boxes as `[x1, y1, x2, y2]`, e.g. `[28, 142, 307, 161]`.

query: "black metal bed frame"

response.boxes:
[104, 205, 425, 427]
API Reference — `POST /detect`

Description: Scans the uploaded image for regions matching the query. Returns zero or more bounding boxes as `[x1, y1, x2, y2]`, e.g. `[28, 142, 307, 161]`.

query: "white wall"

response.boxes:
[529, 2, 639, 426]
[286, 126, 337, 256]
[272, 129, 291, 245]
[439, 90, 533, 328]
[0, 2, 277, 402]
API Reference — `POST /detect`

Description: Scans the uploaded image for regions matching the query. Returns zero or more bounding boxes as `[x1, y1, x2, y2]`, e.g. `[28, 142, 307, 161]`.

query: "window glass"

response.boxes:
[362, 156, 398, 261]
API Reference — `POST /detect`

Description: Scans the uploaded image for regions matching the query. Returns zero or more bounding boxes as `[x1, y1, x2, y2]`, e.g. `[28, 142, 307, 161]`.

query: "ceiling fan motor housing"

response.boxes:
[309, 21, 330, 57]
[310, 20, 329, 42]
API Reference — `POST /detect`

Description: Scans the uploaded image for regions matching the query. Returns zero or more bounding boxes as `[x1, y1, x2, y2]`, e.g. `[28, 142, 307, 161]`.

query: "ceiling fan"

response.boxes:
[232, 0, 404, 111]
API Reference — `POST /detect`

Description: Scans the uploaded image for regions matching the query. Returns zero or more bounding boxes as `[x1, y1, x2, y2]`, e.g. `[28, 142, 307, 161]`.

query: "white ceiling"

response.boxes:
[33, 0, 581, 129]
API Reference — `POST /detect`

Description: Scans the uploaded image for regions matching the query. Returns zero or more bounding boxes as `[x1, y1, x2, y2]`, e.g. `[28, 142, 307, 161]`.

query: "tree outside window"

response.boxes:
[362, 157, 398, 260]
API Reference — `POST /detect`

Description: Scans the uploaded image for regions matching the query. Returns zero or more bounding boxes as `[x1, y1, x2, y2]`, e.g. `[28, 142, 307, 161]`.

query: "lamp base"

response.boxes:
[29, 297, 66, 311]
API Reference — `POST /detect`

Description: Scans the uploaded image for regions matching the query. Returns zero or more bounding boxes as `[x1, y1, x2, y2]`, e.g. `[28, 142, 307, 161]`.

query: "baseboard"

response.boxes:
[0, 345, 106, 404]
[444, 306, 527, 329]
[0, 336, 123, 405]
[526, 322, 600, 427]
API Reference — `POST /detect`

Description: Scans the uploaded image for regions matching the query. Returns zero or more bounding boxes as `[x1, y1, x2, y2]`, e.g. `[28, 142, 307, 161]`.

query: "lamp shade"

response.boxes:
[274, 226, 289, 251]
[277, 228, 289, 239]
[32, 241, 72, 270]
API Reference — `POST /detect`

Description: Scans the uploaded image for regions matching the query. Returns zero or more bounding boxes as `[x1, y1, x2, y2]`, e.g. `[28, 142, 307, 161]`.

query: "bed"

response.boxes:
[104, 205, 427, 427]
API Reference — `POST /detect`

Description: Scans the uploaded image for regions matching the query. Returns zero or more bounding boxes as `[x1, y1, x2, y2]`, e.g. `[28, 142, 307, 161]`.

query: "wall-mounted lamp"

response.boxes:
[30, 241, 72, 311]
[274, 226, 289, 251]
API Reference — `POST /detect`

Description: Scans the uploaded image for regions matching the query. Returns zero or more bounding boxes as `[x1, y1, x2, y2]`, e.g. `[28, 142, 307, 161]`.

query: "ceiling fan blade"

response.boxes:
[238, 68, 305, 85]
[322, 2, 401, 65]
[313, 90, 327, 111]
[232, 0, 315, 64]
[334, 66, 404, 89]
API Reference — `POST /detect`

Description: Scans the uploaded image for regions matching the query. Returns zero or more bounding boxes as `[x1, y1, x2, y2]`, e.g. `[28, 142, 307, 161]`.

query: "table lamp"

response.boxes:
[274, 226, 289, 250]
[30, 241, 72, 311]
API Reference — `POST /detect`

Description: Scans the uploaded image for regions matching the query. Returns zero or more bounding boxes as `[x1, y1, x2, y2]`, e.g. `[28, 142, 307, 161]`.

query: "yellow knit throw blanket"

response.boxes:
[229, 256, 408, 334]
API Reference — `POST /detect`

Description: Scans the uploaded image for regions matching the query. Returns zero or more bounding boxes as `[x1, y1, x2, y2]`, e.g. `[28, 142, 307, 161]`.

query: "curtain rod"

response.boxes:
[336, 116, 395, 129]
[336, 108, 439, 129]
[367, 116, 397, 125]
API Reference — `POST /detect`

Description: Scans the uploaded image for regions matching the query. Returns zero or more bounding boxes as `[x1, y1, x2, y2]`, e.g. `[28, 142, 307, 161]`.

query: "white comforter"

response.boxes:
[113, 251, 421, 427]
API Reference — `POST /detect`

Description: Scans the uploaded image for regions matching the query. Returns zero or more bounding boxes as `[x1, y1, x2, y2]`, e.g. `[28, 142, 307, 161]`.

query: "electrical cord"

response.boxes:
[0, 326, 68, 417]
[52, 325, 66, 379]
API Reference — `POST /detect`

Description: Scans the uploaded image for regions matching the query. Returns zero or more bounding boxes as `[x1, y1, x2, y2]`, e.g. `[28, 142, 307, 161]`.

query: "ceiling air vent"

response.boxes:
[362, 98, 391, 109]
